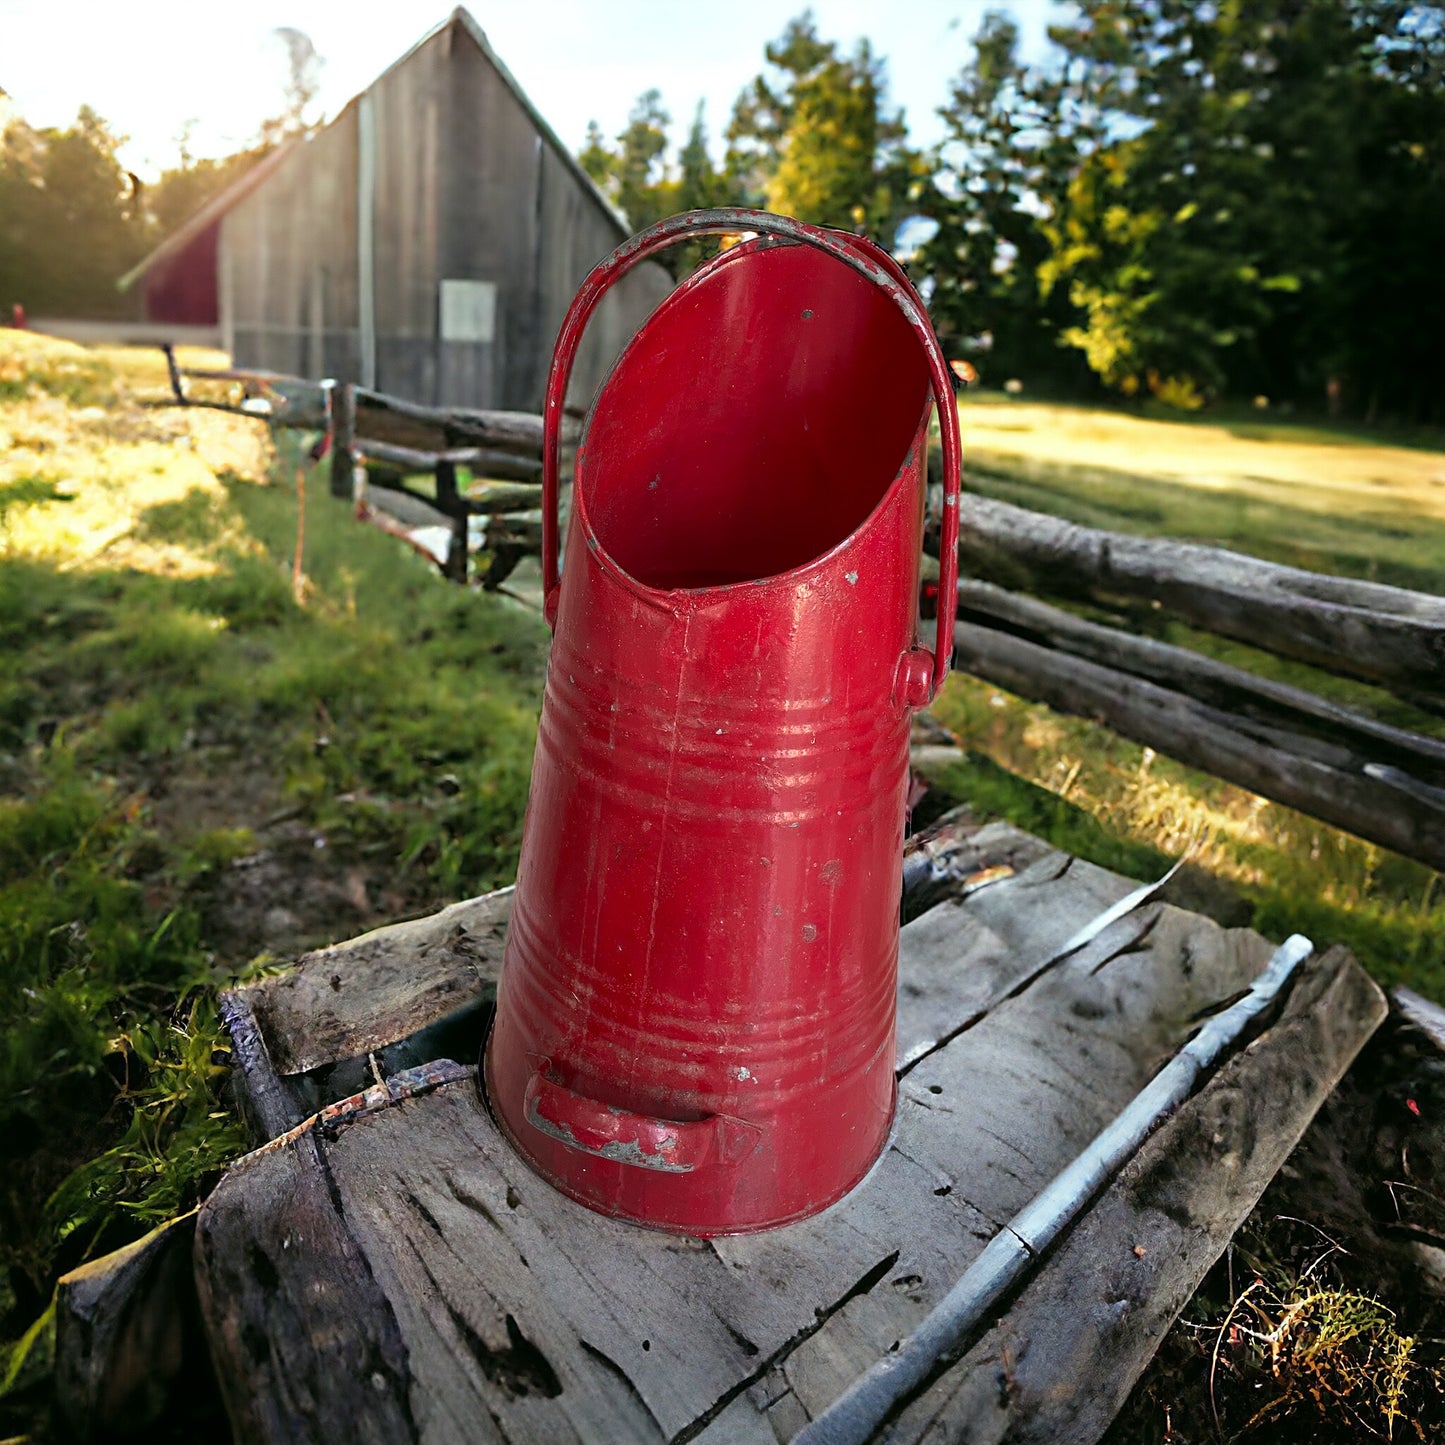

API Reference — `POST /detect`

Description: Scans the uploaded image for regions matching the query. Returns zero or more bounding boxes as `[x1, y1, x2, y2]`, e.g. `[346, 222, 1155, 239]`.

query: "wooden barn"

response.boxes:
[119, 7, 672, 410]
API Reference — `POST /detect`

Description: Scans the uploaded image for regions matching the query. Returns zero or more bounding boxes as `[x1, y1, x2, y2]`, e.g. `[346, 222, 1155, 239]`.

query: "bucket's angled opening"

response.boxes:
[579, 240, 931, 590]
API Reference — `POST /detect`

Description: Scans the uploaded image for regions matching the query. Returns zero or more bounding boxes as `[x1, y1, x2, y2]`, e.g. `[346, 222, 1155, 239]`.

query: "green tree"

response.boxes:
[0, 107, 147, 317]
[578, 91, 674, 229]
[726, 11, 917, 234]
[259, 26, 325, 147]
[148, 123, 273, 238]
[578, 97, 737, 276]
[915, 9, 1096, 388]
[1033, 0, 1445, 417]
[613, 89, 673, 230]
[578, 120, 612, 190]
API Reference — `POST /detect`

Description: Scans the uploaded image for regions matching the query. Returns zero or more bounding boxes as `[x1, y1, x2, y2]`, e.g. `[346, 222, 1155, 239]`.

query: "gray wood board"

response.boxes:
[235, 887, 514, 1077]
[193, 827, 1373, 1444]
[876, 944, 1386, 1445]
[55, 1210, 201, 1439]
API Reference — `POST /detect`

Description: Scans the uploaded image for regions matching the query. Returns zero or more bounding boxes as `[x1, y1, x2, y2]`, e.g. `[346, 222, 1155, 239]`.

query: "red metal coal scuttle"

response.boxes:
[485, 209, 962, 1235]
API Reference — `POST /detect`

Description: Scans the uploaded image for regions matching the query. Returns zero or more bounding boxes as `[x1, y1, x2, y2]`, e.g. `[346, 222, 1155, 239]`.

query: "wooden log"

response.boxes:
[353, 389, 574, 459]
[361, 484, 453, 533]
[197, 828, 1350, 1443]
[464, 482, 545, 514]
[351, 441, 543, 487]
[354, 438, 482, 471]
[194, 1130, 416, 1444]
[467, 454, 544, 486]
[54, 1211, 203, 1439]
[235, 887, 513, 1079]
[956, 579, 1445, 788]
[953, 493, 1445, 699]
[876, 944, 1386, 1444]
[953, 619, 1445, 871]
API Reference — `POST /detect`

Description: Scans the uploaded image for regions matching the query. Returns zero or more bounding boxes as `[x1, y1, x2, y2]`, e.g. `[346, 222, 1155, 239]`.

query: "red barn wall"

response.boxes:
[142, 223, 220, 326]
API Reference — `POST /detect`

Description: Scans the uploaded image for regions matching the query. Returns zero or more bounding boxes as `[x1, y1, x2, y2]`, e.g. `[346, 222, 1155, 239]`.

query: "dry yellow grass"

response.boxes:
[0, 330, 265, 576]
[960, 393, 1445, 526]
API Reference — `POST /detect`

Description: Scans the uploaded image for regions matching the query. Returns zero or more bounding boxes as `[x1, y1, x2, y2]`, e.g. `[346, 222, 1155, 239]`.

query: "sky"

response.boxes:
[1, 0, 1066, 180]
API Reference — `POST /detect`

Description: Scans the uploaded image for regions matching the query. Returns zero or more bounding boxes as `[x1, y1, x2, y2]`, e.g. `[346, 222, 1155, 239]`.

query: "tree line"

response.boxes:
[581, 3, 1445, 425]
[0, 29, 322, 320]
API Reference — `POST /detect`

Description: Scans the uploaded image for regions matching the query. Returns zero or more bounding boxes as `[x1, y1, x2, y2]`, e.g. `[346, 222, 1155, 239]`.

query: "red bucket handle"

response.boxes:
[542, 207, 962, 704]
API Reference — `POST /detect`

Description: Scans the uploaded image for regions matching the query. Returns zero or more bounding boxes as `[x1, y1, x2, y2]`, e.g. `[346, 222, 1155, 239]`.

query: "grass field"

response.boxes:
[959, 390, 1445, 591]
[1, 337, 1442, 1438]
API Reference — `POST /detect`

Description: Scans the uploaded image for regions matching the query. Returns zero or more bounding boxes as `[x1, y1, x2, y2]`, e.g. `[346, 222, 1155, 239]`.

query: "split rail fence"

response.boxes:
[157, 347, 1445, 876]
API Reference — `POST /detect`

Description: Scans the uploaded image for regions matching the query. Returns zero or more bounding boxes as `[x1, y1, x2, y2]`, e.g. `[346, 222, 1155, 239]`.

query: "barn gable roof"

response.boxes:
[120, 6, 629, 293]
[117, 140, 298, 292]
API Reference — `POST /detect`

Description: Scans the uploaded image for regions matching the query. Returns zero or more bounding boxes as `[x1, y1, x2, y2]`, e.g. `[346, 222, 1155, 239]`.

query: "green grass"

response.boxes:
[0, 335, 548, 1428]
[952, 391, 1445, 592]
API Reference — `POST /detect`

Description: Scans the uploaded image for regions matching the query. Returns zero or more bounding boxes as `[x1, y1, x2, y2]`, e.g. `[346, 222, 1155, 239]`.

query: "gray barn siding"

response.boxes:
[370, 27, 445, 401]
[224, 111, 359, 385]
[218, 11, 670, 412]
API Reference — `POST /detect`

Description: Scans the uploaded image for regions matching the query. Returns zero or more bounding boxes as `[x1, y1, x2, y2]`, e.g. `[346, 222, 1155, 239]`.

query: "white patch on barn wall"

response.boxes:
[439, 279, 497, 343]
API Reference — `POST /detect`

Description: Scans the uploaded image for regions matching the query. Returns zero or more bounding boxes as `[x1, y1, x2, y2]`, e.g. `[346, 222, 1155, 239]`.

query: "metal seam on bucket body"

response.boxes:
[486, 211, 949, 1234]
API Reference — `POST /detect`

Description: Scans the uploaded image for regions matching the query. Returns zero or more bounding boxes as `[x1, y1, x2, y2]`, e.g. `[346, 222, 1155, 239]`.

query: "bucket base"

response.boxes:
[482, 1026, 896, 1237]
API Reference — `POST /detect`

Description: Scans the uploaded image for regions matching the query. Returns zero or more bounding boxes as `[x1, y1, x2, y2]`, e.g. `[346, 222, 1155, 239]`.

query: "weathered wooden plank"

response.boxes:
[875, 944, 1386, 1445]
[54, 1211, 201, 1439]
[194, 1129, 417, 1444]
[953, 619, 1445, 871]
[199, 832, 1318, 1444]
[352, 389, 575, 458]
[227, 822, 1058, 1106]
[953, 492, 1445, 698]
[236, 886, 512, 1078]
[726, 905, 1282, 1438]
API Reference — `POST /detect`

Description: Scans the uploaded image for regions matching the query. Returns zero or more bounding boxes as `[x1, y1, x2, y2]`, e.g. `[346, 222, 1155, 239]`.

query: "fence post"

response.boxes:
[330, 383, 356, 500]
[435, 459, 468, 584]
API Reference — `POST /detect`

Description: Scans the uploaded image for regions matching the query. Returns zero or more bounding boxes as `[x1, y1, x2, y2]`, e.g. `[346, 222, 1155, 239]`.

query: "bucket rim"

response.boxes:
[572, 399, 932, 608]
[570, 237, 934, 607]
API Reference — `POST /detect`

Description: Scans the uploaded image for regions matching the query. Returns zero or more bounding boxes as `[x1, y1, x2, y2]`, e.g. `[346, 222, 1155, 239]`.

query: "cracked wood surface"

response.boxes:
[196, 824, 1380, 1443]
[221, 819, 1051, 1135]
[232, 887, 514, 1079]
[875, 944, 1386, 1445]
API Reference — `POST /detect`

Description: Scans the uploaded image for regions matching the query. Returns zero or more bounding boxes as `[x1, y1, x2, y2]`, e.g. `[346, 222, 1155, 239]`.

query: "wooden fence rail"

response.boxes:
[157, 354, 560, 589]
[952, 492, 1445, 703]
